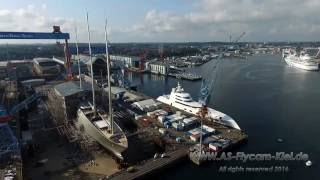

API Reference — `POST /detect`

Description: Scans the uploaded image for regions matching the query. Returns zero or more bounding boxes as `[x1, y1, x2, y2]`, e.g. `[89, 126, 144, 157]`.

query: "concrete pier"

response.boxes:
[110, 149, 188, 180]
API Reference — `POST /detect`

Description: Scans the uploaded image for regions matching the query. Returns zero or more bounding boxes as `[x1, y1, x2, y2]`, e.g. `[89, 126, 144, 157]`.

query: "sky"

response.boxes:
[1, 0, 320, 43]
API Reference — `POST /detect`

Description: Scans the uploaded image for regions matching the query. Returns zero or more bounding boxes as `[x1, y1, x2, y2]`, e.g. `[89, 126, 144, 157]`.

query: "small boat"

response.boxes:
[277, 138, 283, 143]
[305, 160, 312, 167]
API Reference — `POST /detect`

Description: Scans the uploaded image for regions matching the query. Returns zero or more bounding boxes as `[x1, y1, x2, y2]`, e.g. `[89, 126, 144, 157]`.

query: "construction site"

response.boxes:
[0, 58, 248, 180]
[0, 28, 248, 180]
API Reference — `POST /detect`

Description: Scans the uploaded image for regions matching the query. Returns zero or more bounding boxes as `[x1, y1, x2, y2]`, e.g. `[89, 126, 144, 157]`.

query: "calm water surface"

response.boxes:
[128, 55, 320, 180]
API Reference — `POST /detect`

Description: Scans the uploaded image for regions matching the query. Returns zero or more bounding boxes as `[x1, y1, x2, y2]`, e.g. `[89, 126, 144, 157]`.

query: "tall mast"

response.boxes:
[75, 26, 82, 89]
[105, 17, 114, 134]
[199, 117, 203, 156]
[86, 11, 96, 112]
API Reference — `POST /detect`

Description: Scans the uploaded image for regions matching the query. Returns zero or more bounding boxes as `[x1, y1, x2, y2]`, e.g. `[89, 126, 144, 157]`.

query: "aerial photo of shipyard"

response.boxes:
[0, 0, 319, 180]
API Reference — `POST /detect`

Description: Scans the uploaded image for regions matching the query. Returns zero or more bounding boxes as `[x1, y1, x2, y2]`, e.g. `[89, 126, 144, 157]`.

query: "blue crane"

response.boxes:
[198, 58, 221, 106]
[196, 58, 222, 159]
[112, 64, 131, 89]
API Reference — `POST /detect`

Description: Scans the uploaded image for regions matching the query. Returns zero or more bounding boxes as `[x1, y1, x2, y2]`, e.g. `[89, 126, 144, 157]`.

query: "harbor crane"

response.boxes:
[194, 58, 222, 162]
[0, 27, 72, 80]
[118, 67, 131, 88]
[111, 62, 131, 89]
[232, 32, 246, 43]
[198, 58, 221, 109]
[159, 44, 164, 61]
[227, 32, 246, 44]
[139, 50, 148, 70]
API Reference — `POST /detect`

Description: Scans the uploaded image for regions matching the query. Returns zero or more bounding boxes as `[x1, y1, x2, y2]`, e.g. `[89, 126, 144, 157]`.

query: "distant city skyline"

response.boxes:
[1, 0, 320, 43]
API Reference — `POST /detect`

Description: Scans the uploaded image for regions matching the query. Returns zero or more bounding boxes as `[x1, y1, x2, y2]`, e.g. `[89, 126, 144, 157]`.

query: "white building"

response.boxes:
[149, 62, 168, 75]
[109, 55, 140, 68]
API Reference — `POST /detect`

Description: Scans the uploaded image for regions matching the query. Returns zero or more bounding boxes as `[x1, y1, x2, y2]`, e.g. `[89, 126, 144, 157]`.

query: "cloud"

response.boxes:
[0, 9, 12, 23]
[0, 9, 11, 16]
[0, 4, 89, 43]
[41, 3, 47, 10]
[1, 1, 320, 42]
[122, 0, 320, 42]
[0, 4, 117, 43]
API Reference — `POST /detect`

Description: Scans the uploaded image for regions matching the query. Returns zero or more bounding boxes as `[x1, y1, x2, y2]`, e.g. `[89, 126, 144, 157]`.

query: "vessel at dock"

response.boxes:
[168, 72, 202, 81]
[283, 48, 319, 71]
[75, 13, 128, 160]
[157, 83, 241, 130]
[126, 67, 148, 73]
[76, 104, 128, 159]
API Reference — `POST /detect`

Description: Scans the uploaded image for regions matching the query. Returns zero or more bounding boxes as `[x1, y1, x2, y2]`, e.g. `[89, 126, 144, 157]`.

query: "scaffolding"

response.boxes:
[0, 123, 19, 163]
[44, 86, 99, 152]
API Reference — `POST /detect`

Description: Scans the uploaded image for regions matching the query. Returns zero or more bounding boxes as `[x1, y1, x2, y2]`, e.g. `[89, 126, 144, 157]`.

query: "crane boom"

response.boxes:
[233, 32, 246, 43]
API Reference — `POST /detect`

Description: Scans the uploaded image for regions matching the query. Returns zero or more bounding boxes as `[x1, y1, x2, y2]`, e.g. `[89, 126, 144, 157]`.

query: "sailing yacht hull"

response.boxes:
[76, 110, 127, 160]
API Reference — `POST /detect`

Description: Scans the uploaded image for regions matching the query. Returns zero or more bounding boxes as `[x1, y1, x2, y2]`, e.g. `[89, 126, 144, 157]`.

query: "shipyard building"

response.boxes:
[47, 81, 100, 125]
[110, 55, 140, 68]
[33, 58, 60, 77]
[58, 55, 109, 76]
[149, 62, 169, 75]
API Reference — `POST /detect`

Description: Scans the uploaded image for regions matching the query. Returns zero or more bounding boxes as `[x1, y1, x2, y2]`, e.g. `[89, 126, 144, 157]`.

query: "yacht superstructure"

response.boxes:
[157, 83, 241, 130]
[283, 48, 319, 71]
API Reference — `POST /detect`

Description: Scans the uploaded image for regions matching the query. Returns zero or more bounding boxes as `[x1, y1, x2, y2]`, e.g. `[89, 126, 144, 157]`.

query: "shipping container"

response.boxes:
[157, 109, 168, 116]
[164, 121, 171, 128]
[176, 137, 182, 143]
[172, 122, 183, 131]
[158, 115, 166, 124]
[183, 117, 197, 125]
[135, 115, 143, 120]
[209, 143, 221, 151]
[159, 128, 166, 135]
[203, 125, 215, 133]
[190, 133, 201, 142]
[218, 139, 231, 148]
[147, 111, 154, 117]
[188, 128, 202, 135]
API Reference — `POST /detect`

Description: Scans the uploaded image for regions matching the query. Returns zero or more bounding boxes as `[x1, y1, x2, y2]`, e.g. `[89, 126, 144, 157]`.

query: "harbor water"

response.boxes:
[128, 55, 319, 179]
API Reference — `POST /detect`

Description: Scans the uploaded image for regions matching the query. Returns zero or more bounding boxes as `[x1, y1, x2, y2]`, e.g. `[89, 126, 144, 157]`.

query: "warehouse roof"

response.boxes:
[132, 99, 161, 111]
[54, 81, 98, 97]
[103, 86, 126, 95]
